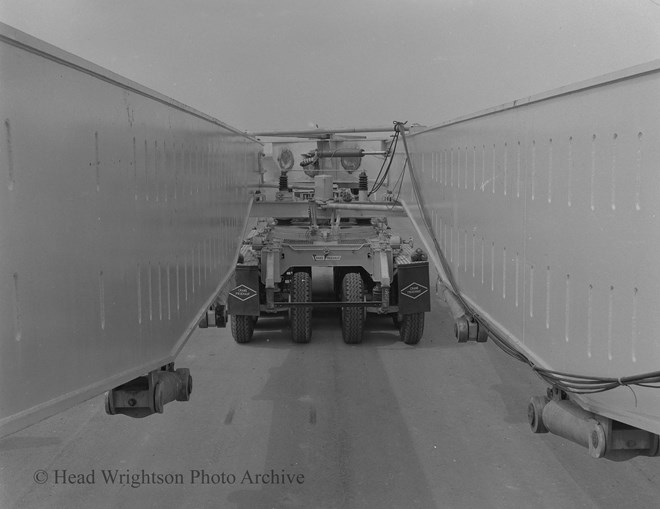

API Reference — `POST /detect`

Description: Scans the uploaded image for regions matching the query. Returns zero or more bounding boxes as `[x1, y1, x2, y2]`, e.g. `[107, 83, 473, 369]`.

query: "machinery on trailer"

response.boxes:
[6, 22, 660, 465]
[224, 130, 431, 345]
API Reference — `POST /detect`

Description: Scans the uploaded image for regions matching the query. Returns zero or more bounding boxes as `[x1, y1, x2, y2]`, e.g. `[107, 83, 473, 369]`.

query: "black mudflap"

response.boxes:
[228, 265, 260, 316]
[397, 261, 431, 314]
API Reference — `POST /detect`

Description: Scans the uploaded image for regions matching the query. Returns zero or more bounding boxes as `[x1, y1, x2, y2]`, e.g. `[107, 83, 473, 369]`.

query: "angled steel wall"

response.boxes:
[403, 61, 660, 434]
[0, 24, 262, 436]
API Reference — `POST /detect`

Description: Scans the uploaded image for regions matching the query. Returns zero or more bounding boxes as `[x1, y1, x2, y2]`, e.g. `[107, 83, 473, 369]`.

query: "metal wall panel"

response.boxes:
[0, 24, 262, 436]
[403, 61, 660, 434]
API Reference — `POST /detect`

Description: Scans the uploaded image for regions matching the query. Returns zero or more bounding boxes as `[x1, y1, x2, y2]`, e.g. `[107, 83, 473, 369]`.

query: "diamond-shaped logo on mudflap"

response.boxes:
[400, 282, 428, 300]
[229, 284, 258, 302]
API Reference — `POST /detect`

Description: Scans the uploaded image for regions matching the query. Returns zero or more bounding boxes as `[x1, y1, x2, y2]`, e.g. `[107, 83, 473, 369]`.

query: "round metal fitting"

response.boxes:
[455, 316, 469, 343]
[341, 154, 361, 173]
[588, 421, 607, 458]
[104, 391, 115, 415]
[154, 383, 164, 414]
[277, 147, 294, 171]
[528, 396, 549, 434]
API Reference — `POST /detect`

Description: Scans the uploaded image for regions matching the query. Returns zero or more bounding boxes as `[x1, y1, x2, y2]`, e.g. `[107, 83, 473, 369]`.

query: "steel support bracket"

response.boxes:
[199, 303, 227, 328]
[105, 365, 192, 418]
[527, 392, 660, 459]
[455, 316, 489, 343]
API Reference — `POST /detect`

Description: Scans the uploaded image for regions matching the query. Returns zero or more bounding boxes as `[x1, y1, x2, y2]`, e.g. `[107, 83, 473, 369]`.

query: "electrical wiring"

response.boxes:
[392, 157, 407, 204]
[369, 126, 400, 197]
[368, 144, 390, 196]
[395, 121, 461, 295]
[533, 366, 660, 394]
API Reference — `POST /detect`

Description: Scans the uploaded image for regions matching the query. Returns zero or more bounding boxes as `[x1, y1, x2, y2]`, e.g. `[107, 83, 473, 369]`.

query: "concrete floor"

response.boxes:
[2, 222, 660, 508]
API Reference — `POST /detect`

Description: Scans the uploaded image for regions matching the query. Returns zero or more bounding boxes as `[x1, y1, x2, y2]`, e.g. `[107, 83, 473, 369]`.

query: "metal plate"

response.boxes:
[0, 24, 262, 436]
[228, 267, 260, 316]
[403, 60, 660, 434]
[397, 262, 431, 314]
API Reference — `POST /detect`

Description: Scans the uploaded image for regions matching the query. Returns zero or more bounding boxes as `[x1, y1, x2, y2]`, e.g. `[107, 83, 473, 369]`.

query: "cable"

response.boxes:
[369, 128, 400, 196]
[393, 157, 406, 204]
[532, 366, 660, 394]
[396, 121, 460, 293]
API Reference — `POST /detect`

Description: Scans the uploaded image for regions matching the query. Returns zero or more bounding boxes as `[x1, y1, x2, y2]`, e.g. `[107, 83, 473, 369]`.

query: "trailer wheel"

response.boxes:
[399, 312, 424, 345]
[231, 314, 255, 344]
[341, 272, 365, 344]
[290, 271, 312, 343]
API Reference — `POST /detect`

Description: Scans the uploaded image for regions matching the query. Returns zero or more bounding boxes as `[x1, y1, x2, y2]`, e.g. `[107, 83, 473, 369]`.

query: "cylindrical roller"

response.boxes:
[153, 369, 193, 411]
[528, 396, 549, 433]
[317, 149, 365, 158]
[541, 399, 608, 458]
[454, 316, 470, 343]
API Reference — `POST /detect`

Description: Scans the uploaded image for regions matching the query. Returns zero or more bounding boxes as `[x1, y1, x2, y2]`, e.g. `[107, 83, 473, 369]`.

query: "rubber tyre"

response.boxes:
[290, 271, 312, 343]
[399, 312, 424, 345]
[341, 272, 365, 344]
[231, 314, 255, 344]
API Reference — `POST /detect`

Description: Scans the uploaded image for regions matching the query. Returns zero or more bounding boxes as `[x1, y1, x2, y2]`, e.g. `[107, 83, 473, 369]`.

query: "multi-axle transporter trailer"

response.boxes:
[224, 142, 431, 345]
